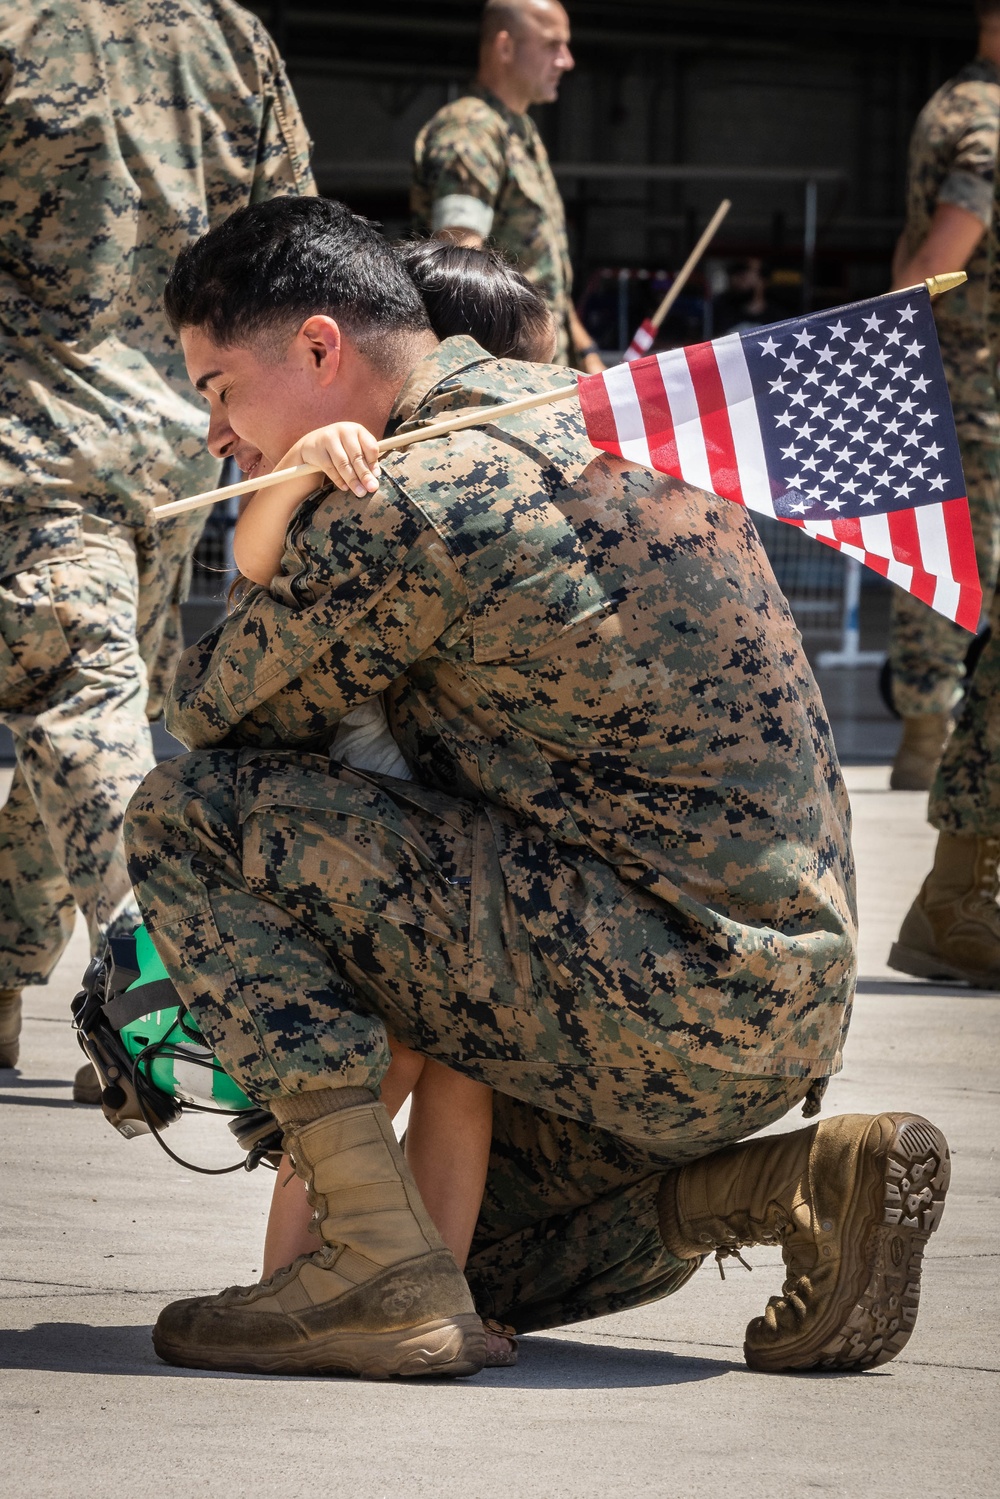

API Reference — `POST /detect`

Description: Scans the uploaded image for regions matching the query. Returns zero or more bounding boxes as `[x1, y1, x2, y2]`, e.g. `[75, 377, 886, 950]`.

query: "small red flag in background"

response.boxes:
[578, 286, 981, 631]
[623, 317, 657, 363]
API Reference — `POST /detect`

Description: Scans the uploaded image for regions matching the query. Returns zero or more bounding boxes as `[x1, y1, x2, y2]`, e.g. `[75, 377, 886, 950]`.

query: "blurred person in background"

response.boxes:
[886, 0, 1000, 790]
[889, 83, 1000, 992]
[411, 0, 603, 373]
[0, 0, 315, 1080]
[712, 257, 777, 336]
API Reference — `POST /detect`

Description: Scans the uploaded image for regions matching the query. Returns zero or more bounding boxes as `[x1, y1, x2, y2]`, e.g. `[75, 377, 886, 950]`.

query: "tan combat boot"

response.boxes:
[0, 989, 20, 1068]
[153, 1095, 486, 1379]
[889, 712, 952, 791]
[889, 833, 1000, 988]
[659, 1112, 949, 1372]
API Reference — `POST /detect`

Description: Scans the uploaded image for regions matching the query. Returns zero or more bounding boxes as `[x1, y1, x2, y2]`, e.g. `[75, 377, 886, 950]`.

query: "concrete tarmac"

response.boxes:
[1, 765, 997, 1499]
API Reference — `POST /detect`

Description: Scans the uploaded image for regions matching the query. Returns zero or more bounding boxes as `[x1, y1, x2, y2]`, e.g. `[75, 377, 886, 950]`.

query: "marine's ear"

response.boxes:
[295, 315, 343, 388]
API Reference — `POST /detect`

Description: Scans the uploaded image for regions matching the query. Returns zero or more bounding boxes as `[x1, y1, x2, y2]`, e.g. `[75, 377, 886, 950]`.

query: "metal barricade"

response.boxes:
[751, 513, 884, 667]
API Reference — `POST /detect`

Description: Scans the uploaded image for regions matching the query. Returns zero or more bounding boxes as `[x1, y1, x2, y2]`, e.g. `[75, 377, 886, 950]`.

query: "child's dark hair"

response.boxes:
[396, 240, 555, 362]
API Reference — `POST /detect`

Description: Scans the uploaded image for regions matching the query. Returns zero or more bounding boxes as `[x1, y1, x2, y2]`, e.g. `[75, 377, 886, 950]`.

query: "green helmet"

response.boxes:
[118, 925, 252, 1112]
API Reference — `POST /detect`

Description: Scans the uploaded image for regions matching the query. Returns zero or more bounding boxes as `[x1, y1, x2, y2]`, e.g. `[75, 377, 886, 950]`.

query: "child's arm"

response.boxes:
[233, 422, 382, 585]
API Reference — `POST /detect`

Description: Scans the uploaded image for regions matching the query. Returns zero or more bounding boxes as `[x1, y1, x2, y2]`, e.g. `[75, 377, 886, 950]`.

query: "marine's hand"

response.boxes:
[279, 423, 382, 499]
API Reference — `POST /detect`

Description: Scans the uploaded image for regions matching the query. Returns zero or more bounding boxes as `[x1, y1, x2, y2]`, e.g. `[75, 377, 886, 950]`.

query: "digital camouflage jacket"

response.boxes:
[0, 0, 315, 538]
[166, 337, 857, 1080]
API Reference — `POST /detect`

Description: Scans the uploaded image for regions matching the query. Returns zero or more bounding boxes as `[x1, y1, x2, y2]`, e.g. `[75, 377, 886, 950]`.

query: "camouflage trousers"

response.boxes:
[126, 747, 811, 1331]
[0, 509, 204, 987]
[888, 432, 1000, 716]
[929, 556, 1000, 836]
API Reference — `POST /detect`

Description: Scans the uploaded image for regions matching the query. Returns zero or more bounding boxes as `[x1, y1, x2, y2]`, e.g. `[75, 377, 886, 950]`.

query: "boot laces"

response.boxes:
[711, 1216, 790, 1280]
[714, 1245, 753, 1280]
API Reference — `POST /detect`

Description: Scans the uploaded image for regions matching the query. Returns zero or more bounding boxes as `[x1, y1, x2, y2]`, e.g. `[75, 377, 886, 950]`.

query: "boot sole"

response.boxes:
[153, 1311, 487, 1380]
[888, 940, 1000, 989]
[745, 1114, 950, 1373]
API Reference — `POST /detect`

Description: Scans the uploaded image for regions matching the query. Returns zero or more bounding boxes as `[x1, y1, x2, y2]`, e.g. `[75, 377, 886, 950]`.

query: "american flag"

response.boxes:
[578, 287, 982, 630]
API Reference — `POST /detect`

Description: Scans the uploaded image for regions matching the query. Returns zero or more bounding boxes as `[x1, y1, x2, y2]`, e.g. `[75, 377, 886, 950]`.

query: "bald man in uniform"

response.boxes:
[412, 0, 602, 372]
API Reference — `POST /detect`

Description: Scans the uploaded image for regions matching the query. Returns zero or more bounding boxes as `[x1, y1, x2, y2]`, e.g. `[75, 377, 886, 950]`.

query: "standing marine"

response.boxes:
[889, 13, 1000, 992]
[412, 0, 603, 372]
[0, 0, 315, 1074]
[887, 0, 1000, 790]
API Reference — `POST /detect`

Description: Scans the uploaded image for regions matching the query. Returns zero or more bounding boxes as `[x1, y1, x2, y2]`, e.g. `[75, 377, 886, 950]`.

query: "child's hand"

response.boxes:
[281, 423, 382, 499]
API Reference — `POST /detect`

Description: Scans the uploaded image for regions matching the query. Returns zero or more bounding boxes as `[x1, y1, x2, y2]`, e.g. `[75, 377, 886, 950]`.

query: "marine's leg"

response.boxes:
[136, 509, 207, 723]
[0, 762, 76, 988]
[125, 751, 395, 1102]
[465, 1069, 807, 1334]
[888, 435, 1000, 789]
[0, 763, 76, 1067]
[0, 524, 156, 960]
[125, 752, 485, 1379]
[466, 1090, 951, 1374]
[889, 578, 1000, 985]
[929, 573, 1000, 839]
[129, 752, 920, 1376]
[4, 525, 153, 954]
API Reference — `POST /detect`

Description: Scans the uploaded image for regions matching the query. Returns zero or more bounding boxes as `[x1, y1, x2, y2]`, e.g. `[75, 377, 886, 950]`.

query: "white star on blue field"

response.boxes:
[741, 290, 965, 521]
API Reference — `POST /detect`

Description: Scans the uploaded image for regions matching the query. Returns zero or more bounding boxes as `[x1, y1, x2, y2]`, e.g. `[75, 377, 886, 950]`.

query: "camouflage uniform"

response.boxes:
[412, 86, 574, 364]
[890, 58, 1000, 716]
[0, 0, 315, 986]
[929, 121, 1000, 838]
[126, 337, 856, 1328]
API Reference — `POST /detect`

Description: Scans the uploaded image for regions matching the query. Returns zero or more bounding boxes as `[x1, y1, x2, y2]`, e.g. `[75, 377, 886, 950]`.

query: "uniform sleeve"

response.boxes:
[938, 86, 1000, 226]
[164, 483, 467, 750]
[250, 32, 317, 200]
[417, 106, 507, 238]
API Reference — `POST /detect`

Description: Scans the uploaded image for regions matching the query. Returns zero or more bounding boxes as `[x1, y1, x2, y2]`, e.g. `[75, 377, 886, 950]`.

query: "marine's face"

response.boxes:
[180, 323, 331, 477]
[513, 1, 574, 105]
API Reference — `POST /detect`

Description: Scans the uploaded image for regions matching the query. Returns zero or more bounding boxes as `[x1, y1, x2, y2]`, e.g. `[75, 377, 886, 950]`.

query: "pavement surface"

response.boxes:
[1, 763, 997, 1499]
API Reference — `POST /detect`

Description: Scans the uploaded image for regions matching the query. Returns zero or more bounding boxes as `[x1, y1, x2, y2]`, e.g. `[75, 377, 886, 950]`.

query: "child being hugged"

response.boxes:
[233, 243, 559, 1368]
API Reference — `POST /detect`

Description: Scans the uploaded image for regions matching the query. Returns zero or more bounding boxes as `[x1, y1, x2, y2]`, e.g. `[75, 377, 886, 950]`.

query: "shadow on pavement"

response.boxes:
[489, 1335, 735, 1386]
[0, 1093, 85, 1108]
[0, 1323, 735, 1387]
[854, 978, 999, 998]
[0, 1076, 75, 1088]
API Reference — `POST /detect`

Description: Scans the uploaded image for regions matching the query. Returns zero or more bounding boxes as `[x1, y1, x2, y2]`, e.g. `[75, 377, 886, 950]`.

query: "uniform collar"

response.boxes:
[469, 81, 534, 140]
[963, 57, 1000, 85]
[387, 336, 497, 432]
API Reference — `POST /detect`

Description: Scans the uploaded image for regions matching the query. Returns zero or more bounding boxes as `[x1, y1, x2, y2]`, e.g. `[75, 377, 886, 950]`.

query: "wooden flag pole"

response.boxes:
[154, 382, 579, 519]
[644, 196, 732, 335]
[153, 270, 968, 521]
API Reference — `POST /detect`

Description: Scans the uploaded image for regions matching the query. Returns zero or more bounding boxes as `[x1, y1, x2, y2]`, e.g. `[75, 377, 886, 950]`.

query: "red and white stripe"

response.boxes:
[623, 318, 656, 362]
[577, 337, 982, 631]
[794, 500, 979, 631]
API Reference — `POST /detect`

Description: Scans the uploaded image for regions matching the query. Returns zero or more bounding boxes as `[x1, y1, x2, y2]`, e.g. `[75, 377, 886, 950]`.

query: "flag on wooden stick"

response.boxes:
[623, 316, 657, 363]
[622, 198, 731, 363]
[578, 285, 982, 631]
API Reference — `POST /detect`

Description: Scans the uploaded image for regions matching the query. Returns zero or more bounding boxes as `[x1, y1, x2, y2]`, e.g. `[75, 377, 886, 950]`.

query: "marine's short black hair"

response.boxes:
[396, 240, 555, 361]
[164, 196, 431, 369]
